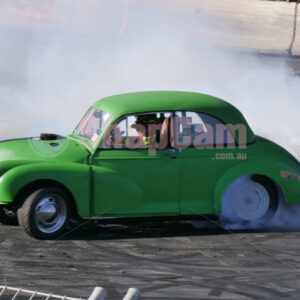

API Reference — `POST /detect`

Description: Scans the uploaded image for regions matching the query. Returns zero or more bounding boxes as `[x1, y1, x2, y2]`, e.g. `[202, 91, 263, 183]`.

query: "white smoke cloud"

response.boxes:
[0, 0, 299, 159]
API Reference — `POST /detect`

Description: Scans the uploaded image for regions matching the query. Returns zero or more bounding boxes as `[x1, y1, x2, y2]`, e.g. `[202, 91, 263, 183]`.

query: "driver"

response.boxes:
[131, 114, 169, 148]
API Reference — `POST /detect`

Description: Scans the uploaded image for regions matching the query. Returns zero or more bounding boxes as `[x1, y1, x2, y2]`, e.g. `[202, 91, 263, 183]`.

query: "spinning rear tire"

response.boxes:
[220, 175, 278, 225]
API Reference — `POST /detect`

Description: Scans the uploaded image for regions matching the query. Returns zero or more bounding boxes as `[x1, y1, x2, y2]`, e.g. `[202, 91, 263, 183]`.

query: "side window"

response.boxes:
[172, 111, 235, 148]
[100, 112, 171, 150]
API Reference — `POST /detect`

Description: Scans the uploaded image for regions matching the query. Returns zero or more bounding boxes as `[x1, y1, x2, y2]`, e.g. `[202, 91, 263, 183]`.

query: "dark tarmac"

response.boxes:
[1, 221, 300, 300]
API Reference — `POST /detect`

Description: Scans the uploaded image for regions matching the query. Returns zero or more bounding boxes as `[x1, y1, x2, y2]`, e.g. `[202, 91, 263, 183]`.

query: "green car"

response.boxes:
[0, 91, 299, 239]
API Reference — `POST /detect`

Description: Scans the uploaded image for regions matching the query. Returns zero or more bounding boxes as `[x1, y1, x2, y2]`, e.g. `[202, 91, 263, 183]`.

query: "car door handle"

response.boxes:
[165, 148, 181, 154]
[165, 148, 181, 158]
[166, 148, 176, 154]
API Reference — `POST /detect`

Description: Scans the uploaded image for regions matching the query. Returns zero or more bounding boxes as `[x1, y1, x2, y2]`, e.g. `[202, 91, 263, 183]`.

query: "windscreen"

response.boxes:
[73, 107, 110, 143]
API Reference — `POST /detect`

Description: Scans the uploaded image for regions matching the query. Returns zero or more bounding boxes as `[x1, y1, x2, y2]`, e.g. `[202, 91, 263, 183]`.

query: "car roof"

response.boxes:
[93, 91, 255, 143]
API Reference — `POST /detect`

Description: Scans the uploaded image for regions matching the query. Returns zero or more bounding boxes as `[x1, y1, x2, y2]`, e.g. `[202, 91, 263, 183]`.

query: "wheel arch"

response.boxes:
[13, 179, 80, 219]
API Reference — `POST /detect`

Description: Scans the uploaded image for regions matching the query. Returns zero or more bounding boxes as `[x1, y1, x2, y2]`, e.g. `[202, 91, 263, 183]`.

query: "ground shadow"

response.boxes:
[59, 220, 276, 241]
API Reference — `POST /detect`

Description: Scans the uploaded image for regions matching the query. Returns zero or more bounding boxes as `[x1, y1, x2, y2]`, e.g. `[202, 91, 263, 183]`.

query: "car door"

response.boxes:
[172, 111, 246, 215]
[91, 112, 180, 217]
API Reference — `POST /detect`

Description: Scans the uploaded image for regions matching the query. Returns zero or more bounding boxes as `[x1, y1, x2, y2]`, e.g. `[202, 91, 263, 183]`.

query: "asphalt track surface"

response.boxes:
[1, 221, 300, 300]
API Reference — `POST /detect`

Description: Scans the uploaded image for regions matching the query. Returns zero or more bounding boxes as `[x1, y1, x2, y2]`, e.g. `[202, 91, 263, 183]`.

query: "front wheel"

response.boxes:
[220, 175, 278, 227]
[17, 186, 70, 239]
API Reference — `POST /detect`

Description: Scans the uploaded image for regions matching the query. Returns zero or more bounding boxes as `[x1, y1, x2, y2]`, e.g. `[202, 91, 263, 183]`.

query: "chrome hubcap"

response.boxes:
[35, 195, 67, 233]
[233, 182, 270, 221]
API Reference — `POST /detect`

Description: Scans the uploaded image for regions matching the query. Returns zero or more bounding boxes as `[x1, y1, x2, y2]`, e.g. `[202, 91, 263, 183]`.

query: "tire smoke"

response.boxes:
[190, 177, 300, 231]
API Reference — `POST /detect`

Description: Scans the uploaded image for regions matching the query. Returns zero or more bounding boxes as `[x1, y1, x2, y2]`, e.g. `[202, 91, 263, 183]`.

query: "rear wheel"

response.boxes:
[17, 186, 70, 239]
[220, 175, 278, 226]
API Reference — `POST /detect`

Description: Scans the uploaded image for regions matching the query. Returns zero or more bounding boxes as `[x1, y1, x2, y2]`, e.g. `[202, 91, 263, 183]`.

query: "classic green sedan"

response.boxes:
[0, 91, 299, 239]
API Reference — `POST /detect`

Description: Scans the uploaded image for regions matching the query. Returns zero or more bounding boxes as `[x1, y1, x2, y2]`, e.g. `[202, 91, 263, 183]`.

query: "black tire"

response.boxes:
[0, 207, 18, 225]
[17, 186, 71, 239]
[220, 175, 279, 226]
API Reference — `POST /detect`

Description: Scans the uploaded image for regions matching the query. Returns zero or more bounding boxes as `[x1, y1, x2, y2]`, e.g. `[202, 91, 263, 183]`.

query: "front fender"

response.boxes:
[213, 159, 300, 213]
[0, 162, 90, 217]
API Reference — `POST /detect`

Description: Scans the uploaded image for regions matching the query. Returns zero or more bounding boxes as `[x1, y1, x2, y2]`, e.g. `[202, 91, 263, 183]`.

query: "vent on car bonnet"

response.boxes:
[40, 133, 63, 141]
